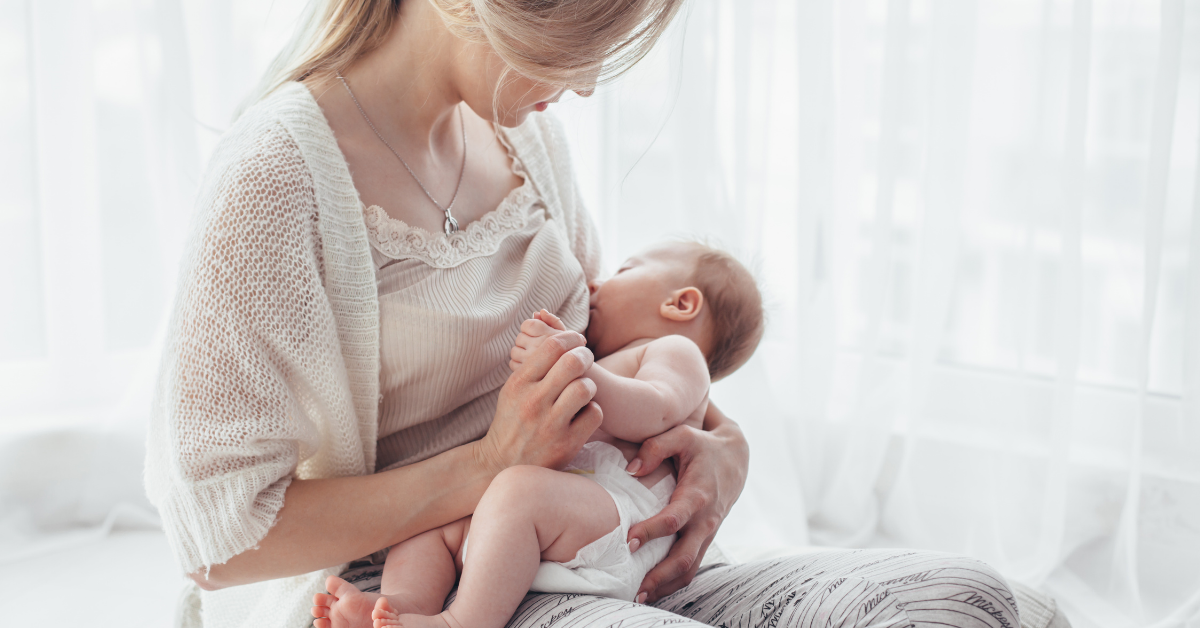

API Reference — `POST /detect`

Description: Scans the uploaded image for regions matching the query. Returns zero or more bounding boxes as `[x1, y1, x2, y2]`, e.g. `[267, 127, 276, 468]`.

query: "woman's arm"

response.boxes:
[196, 443, 486, 590]
[194, 330, 603, 590]
[623, 401, 749, 603]
[155, 123, 604, 588]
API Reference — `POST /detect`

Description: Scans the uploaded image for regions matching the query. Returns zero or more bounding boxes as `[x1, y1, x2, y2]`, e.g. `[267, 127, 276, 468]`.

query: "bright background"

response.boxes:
[2, 1, 1199, 627]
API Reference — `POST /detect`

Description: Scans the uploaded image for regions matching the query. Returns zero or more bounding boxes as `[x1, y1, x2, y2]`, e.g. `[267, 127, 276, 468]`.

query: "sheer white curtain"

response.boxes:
[2, 0, 1198, 627]
[556, 1, 1200, 627]
[0, 0, 306, 560]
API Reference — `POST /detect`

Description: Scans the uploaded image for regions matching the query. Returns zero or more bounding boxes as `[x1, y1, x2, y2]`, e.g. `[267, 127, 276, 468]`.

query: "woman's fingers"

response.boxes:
[540, 343, 594, 398]
[626, 424, 697, 477]
[517, 330, 587, 383]
[627, 492, 701, 553]
[630, 404, 749, 602]
[638, 532, 714, 603]
[568, 401, 604, 442]
[551, 375, 597, 420]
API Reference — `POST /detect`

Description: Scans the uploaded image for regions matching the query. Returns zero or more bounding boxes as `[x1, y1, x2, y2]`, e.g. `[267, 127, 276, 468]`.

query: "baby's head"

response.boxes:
[586, 241, 764, 381]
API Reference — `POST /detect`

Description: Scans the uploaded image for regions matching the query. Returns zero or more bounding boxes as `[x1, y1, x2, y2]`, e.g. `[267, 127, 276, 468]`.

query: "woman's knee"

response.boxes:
[914, 553, 1019, 627]
[651, 550, 1020, 628]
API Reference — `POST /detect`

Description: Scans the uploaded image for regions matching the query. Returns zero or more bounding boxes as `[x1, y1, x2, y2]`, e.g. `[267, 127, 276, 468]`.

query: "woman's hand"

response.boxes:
[478, 327, 604, 473]
[624, 402, 749, 603]
[509, 310, 569, 372]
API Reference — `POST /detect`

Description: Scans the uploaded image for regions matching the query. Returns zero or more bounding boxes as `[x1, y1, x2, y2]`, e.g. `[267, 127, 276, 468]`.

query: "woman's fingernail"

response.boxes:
[625, 458, 642, 475]
[636, 592, 648, 604]
[570, 346, 593, 365]
[628, 538, 641, 553]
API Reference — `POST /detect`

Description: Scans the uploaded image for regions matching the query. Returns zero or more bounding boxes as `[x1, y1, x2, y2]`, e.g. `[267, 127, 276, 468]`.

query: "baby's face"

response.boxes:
[585, 242, 700, 358]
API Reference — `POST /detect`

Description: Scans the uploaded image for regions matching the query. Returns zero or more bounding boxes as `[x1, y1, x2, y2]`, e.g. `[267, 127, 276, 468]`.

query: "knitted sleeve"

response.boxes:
[145, 116, 342, 575]
[569, 183, 603, 283]
[537, 113, 604, 282]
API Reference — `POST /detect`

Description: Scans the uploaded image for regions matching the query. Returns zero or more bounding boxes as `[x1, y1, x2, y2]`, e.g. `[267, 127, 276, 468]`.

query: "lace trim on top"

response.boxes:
[363, 129, 539, 269]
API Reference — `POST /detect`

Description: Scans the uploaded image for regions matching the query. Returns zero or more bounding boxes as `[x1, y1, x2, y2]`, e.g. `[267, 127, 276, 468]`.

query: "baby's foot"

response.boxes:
[312, 576, 381, 628]
[371, 597, 401, 628]
[372, 598, 454, 628]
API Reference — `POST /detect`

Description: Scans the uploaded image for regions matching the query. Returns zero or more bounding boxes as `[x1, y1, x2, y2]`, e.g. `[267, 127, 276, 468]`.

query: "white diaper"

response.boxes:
[530, 441, 676, 601]
[463, 441, 676, 602]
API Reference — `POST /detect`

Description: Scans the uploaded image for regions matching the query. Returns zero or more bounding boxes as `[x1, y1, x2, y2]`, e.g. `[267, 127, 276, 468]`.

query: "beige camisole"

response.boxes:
[367, 130, 594, 471]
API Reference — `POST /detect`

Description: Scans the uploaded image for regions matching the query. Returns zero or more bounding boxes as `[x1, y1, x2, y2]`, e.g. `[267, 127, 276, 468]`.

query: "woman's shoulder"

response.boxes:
[199, 82, 356, 223]
[506, 111, 574, 167]
[213, 82, 330, 171]
[503, 111, 601, 279]
[502, 112, 580, 207]
[188, 83, 332, 264]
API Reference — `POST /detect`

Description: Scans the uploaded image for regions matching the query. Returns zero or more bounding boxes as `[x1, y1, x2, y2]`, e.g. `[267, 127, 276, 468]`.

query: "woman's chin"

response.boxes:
[496, 103, 554, 127]
[489, 109, 533, 128]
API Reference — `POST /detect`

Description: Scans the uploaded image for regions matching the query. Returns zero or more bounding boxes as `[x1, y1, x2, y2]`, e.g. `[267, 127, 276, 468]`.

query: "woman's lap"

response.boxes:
[338, 559, 708, 628]
[339, 548, 1020, 628]
[654, 549, 1019, 628]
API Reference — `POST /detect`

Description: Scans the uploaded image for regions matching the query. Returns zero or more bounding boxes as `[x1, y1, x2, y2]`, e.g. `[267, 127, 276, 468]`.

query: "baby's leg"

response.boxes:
[448, 466, 619, 628]
[380, 516, 471, 614]
[373, 466, 619, 628]
[313, 518, 468, 628]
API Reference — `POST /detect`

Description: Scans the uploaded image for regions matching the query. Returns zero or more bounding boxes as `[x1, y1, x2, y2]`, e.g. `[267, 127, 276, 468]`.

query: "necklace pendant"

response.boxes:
[444, 215, 460, 235]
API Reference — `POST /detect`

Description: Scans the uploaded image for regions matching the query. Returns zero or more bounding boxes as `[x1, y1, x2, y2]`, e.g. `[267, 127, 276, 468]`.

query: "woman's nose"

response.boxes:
[573, 70, 600, 98]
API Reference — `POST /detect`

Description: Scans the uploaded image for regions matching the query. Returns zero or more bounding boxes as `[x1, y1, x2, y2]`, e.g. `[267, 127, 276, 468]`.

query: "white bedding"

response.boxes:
[0, 529, 184, 627]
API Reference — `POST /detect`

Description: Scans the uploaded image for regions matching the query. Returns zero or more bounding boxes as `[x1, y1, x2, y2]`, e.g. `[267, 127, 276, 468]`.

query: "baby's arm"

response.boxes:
[509, 310, 710, 442]
[587, 336, 710, 443]
[508, 311, 709, 441]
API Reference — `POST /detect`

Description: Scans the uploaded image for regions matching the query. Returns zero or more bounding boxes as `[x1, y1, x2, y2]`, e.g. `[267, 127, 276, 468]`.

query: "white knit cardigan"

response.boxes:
[145, 81, 599, 628]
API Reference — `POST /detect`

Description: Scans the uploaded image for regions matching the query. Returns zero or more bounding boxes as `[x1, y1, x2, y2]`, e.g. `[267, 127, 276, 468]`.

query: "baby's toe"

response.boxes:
[372, 596, 399, 620]
[325, 575, 361, 599]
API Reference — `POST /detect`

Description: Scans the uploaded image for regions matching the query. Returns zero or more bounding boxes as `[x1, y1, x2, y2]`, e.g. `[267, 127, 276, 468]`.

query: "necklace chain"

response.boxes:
[338, 75, 467, 235]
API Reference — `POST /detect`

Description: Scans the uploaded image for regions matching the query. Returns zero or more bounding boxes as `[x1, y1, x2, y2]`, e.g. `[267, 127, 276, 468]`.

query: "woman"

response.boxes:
[146, 0, 1021, 627]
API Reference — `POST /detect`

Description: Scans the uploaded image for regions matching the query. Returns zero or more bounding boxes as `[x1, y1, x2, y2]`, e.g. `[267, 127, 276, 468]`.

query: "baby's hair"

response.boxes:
[687, 243, 764, 381]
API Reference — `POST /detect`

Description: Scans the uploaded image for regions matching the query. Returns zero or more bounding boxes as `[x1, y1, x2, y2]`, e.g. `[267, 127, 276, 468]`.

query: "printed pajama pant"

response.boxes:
[339, 548, 1020, 628]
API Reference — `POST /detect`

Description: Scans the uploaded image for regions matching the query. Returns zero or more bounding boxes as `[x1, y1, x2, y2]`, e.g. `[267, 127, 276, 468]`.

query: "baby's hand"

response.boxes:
[510, 309, 570, 372]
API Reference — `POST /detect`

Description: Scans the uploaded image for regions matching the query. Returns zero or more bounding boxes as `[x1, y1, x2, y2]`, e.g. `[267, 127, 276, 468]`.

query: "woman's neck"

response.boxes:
[331, 0, 468, 154]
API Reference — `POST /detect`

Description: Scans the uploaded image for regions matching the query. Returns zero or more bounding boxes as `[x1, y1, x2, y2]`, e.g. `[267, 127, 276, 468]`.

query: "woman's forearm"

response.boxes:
[193, 440, 497, 590]
[702, 399, 737, 432]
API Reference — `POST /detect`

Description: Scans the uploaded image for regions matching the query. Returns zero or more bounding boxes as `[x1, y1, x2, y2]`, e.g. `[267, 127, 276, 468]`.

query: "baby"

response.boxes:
[312, 241, 763, 628]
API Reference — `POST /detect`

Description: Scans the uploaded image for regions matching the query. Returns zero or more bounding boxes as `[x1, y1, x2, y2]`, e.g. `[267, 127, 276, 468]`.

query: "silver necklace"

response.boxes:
[338, 75, 466, 235]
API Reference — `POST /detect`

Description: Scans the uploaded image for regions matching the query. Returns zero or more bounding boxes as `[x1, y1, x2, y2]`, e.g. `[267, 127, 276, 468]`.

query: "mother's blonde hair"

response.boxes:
[245, 0, 684, 110]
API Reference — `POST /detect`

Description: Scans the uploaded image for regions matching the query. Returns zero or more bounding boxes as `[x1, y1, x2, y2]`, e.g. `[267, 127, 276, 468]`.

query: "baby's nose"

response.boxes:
[587, 280, 602, 296]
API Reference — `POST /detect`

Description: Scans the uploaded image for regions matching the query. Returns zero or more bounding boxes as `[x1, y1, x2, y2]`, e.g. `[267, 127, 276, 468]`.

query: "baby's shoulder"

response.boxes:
[642, 335, 709, 377]
[645, 334, 703, 355]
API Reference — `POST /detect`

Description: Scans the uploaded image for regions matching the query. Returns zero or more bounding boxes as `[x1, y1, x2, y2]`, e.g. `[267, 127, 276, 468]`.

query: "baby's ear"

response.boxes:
[661, 287, 704, 322]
